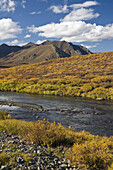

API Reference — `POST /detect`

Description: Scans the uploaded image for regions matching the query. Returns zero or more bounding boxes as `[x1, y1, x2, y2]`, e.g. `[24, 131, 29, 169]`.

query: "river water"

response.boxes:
[0, 92, 113, 137]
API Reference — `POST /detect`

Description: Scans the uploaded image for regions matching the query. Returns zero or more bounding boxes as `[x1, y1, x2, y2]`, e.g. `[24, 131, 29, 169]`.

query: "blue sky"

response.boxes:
[0, 0, 113, 52]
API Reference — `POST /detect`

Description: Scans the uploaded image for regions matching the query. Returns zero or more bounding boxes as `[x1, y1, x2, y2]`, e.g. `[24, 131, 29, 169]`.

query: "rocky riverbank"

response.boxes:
[0, 131, 78, 170]
[0, 101, 44, 112]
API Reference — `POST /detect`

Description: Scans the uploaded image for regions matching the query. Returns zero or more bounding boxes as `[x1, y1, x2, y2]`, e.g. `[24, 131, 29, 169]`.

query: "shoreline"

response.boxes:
[0, 90, 111, 102]
[0, 101, 44, 112]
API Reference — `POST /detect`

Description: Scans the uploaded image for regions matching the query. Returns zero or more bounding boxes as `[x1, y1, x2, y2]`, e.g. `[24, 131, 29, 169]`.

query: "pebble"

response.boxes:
[0, 131, 79, 169]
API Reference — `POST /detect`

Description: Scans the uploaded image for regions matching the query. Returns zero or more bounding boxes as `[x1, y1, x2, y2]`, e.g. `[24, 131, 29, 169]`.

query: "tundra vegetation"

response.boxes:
[0, 52, 113, 168]
[0, 52, 113, 100]
[0, 110, 113, 169]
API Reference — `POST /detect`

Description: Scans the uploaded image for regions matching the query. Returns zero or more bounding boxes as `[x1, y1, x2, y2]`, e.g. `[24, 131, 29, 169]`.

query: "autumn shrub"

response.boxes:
[24, 120, 76, 147]
[108, 162, 113, 170]
[87, 87, 110, 99]
[65, 86, 82, 96]
[0, 119, 74, 146]
[81, 83, 93, 92]
[0, 119, 34, 136]
[67, 138, 113, 169]
[0, 51, 113, 100]
[0, 117, 113, 169]
[0, 110, 11, 120]
[108, 88, 113, 100]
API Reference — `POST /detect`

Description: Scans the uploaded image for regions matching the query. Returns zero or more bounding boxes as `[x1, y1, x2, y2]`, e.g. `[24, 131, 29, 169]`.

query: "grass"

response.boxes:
[0, 110, 113, 169]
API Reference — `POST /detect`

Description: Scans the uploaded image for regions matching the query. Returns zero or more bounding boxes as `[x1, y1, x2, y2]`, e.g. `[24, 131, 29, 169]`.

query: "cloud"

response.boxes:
[36, 39, 46, 44]
[61, 8, 99, 22]
[37, 11, 41, 14]
[24, 34, 31, 38]
[49, 5, 68, 13]
[21, 0, 26, 8]
[30, 11, 36, 15]
[27, 1, 113, 43]
[7, 39, 26, 46]
[0, 18, 22, 41]
[30, 11, 41, 15]
[0, 0, 16, 12]
[27, 25, 39, 33]
[60, 22, 113, 42]
[49, 1, 98, 14]
[70, 1, 99, 9]
[28, 21, 113, 43]
[81, 43, 99, 49]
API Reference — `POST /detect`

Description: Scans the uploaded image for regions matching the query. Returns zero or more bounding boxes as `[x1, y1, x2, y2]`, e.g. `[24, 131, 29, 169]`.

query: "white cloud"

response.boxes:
[49, 1, 98, 14]
[30, 11, 36, 15]
[0, 0, 16, 12]
[70, 1, 99, 9]
[61, 8, 99, 22]
[10, 39, 19, 45]
[21, 0, 26, 8]
[27, 25, 39, 33]
[7, 39, 26, 46]
[0, 18, 22, 40]
[60, 22, 113, 42]
[36, 39, 46, 44]
[30, 11, 41, 15]
[37, 11, 41, 14]
[24, 34, 31, 38]
[28, 21, 113, 43]
[49, 5, 68, 13]
[27, 1, 113, 43]
[81, 43, 99, 49]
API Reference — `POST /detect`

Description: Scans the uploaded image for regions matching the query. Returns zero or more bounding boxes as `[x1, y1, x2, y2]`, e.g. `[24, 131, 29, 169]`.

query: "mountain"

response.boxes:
[23, 42, 37, 49]
[0, 40, 92, 67]
[42, 40, 91, 56]
[0, 44, 22, 58]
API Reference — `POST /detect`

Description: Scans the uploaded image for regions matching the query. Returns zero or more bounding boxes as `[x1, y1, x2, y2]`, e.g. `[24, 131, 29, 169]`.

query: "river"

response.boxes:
[0, 92, 113, 137]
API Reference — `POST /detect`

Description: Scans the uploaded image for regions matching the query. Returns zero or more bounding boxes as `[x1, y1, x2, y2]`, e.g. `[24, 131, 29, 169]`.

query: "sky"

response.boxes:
[0, 0, 113, 52]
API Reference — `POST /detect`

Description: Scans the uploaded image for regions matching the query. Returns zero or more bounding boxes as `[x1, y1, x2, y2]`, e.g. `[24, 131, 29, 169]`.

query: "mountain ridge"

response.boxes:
[0, 40, 92, 67]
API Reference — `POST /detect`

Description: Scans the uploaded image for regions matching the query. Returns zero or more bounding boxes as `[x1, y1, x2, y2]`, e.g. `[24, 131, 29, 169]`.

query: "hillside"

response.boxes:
[0, 40, 91, 67]
[0, 44, 22, 58]
[0, 51, 113, 100]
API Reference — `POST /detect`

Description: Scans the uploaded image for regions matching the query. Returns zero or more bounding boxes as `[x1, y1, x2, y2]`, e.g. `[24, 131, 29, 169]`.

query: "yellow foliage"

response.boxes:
[68, 138, 113, 169]
[0, 52, 113, 99]
[0, 117, 113, 169]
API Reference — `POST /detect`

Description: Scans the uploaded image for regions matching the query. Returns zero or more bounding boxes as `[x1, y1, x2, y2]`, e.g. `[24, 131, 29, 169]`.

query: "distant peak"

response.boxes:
[60, 40, 67, 43]
[25, 42, 35, 46]
[41, 40, 68, 45]
[23, 42, 37, 49]
[1, 43, 8, 47]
